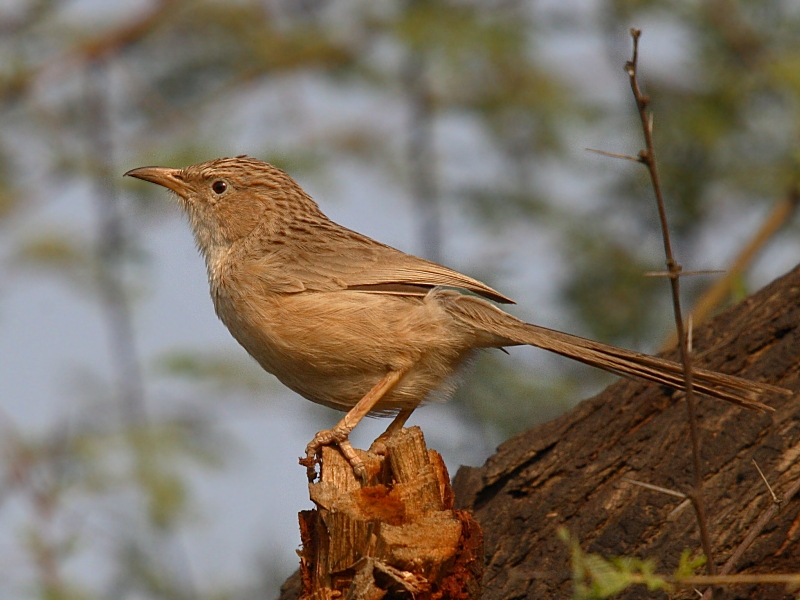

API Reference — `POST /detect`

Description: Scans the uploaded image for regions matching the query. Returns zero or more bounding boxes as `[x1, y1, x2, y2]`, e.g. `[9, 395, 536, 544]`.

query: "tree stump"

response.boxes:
[298, 426, 483, 600]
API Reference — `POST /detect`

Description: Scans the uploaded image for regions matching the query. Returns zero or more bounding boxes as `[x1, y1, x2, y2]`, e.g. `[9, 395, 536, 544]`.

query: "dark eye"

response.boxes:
[211, 180, 228, 194]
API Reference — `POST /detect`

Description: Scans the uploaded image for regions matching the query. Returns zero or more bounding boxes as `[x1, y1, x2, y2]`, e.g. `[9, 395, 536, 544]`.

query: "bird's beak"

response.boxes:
[124, 166, 192, 199]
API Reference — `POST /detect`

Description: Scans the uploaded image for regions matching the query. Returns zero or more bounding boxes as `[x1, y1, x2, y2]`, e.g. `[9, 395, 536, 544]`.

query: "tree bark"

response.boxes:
[281, 264, 800, 600]
[454, 264, 800, 599]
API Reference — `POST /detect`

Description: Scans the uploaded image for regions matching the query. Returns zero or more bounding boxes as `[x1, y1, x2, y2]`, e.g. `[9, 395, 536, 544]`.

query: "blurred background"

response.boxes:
[1, 0, 799, 598]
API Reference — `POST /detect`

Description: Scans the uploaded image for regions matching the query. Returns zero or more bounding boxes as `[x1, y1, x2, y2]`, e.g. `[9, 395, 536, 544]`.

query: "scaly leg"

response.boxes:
[368, 404, 418, 455]
[301, 369, 405, 482]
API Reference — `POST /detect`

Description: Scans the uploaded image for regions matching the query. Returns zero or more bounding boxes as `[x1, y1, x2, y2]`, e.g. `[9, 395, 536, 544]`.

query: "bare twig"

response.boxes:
[668, 498, 692, 520]
[752, 460, 779, 505]
[0, 0, 178, 107]
[680, 572, 800, 587]
[723, 475, 800, 569]
[586, 569, 800, 592]
[699, 474, 800, 599]
[643, 270, 724, 277]
[625, 28, 716, 575]
[621, 477, 687, 499]
[592, 571, 800, 594]
[584, 147, 641, 162]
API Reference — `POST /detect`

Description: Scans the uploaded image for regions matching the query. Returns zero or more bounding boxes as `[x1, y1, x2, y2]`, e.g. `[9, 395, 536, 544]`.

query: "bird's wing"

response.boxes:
[249, 222, 514, 304]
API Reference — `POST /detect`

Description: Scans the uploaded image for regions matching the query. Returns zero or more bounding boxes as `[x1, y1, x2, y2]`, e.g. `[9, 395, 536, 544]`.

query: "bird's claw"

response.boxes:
[368, 437, 388, 456]
[303, 427, 368, 484]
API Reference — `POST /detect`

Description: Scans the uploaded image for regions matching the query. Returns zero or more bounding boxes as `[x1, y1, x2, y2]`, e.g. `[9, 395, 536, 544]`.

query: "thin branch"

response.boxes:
[668, 498, 692, 520]
[621, 477, 687, 499]
[79, 0, 180, 60]
[625, 28, 716, 576]
[687, 316, 693, 354]
[592, 570, 800, 591]
[0, 0, 178, 107]
[584, 147, 642, 162]
[752, 460, 779, 505]
[699, 474, 800, 599]
[722, 474, 800, 570]
[678, 572, 800, 587]
[643, 270, 725, 278]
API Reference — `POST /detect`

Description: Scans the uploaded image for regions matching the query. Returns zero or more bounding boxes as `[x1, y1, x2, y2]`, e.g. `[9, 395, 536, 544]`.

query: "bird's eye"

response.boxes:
[211, 180, 228, 194]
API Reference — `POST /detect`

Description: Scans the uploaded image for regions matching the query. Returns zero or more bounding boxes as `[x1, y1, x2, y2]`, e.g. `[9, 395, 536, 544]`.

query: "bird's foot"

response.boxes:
[301, 426, 367, 483]
[367, 435, 389, 456]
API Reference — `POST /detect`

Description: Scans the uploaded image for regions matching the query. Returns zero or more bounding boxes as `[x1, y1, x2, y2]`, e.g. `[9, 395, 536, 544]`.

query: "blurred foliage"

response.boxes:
[154, 349, 280, 395]
[1, 0, 799, 598]
[563, 232, 665, 345]
[453, 351, 582, 439]
[559, 528, 707, 599]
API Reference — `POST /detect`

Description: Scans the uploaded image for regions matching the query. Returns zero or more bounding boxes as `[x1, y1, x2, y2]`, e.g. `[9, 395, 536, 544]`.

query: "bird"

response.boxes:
[125, 156, 790, 481]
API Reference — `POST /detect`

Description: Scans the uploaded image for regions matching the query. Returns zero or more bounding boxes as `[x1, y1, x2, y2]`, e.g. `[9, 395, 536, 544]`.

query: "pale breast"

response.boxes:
[211, 280, 478, 413]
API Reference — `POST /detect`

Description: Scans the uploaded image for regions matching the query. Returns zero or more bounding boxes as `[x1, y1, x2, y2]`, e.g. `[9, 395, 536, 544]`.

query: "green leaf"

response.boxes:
[675, 549, 706, 579]
[559, 528, 672, 599]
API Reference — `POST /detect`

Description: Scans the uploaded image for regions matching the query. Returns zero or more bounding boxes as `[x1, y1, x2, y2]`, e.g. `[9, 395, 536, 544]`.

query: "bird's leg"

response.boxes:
[302, 369, 405, 482]
[368, 405, 418, 455]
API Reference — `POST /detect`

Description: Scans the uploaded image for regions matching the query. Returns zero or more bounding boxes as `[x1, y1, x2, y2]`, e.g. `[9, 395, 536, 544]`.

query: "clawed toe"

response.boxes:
[303, 428, 367, 483]
[368, 438, 388, 456]
[303, 430, 337, 482]
[338, 439, 368, 484]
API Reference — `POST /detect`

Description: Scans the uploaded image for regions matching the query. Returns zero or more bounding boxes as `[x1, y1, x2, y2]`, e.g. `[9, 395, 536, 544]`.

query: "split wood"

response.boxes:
[298, 426, 483, 600]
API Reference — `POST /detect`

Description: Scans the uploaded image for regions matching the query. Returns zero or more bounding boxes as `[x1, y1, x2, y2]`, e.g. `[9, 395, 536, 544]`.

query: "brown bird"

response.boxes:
[125, 156, 789, 481]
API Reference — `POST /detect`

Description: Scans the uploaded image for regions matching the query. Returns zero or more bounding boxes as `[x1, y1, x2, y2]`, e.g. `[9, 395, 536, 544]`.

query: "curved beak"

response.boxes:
[124, 166, 192, 199]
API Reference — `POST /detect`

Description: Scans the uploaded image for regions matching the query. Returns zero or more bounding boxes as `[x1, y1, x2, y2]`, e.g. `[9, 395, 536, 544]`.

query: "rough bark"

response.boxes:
[453, 264, 800, 599]
[280, 264, 800, 600]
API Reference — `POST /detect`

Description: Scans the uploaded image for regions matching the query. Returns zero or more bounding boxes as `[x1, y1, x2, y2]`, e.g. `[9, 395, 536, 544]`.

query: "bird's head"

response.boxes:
[125, 156, 321, 264]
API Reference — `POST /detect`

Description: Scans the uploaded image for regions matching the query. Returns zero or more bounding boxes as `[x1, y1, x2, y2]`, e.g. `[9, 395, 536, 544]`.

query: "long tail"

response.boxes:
[439, 291, 792, 411]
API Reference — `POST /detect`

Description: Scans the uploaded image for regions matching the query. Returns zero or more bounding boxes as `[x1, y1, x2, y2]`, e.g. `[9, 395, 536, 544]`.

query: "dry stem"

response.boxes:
[625, 28, 716, 575]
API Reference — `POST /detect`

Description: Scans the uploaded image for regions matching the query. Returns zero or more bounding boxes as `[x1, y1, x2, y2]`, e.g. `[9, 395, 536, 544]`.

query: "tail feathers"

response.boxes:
[517, 325, 783, 411]
[441, 292, 791, 412]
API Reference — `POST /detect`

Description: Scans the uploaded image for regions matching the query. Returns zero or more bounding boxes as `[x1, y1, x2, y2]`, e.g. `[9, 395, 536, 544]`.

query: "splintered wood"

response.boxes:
[298, 426, 483, 600]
